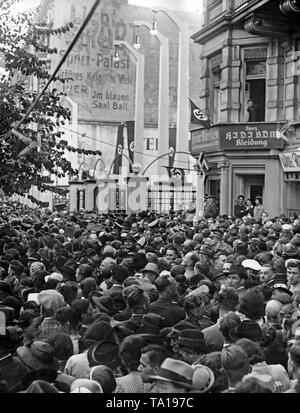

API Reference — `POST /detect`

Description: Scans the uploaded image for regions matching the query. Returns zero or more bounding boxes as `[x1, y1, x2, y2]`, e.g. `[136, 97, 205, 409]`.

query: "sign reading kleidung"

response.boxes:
[220, 124, 284, 150]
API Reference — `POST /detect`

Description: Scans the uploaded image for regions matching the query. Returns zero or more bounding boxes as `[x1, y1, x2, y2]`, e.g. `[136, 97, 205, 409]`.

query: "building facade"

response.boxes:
[190, 0, 300, 218]
[37, 0, 202, 179]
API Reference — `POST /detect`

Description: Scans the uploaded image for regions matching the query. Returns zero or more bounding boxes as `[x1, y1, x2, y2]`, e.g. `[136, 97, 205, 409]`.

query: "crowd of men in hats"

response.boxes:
[1, 200, 300, 393]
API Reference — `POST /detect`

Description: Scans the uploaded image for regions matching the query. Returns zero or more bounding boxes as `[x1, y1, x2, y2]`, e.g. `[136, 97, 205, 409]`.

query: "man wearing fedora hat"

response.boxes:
[149, 357, 199, 393]
[176, 329, 209, 365]
[139, 263, 159, 299]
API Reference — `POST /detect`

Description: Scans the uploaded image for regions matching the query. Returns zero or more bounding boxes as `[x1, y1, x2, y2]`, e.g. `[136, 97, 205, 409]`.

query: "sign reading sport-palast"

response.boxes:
[51, 0, 136, 123]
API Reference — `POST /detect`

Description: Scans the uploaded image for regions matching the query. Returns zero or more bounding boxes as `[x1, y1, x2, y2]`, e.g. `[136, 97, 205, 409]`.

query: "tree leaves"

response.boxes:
[0, 5, 75, 196]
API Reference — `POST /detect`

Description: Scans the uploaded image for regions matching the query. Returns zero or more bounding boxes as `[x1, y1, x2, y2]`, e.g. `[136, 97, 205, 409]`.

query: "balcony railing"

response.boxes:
[231, 0, 257, 11]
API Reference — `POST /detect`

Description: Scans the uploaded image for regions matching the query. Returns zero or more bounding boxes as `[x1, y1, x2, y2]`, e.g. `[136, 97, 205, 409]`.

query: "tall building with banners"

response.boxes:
[35, 0, 201, 191]
[190, 0, 300, 218]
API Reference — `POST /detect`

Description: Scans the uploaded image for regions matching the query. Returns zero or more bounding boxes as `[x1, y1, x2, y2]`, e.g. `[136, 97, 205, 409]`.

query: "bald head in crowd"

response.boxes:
[265, 300, 283, 323]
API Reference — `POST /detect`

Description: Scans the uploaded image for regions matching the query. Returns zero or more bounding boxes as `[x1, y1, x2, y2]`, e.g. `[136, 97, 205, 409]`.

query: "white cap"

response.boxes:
[44, 272, 63, 283]
[241, 259, 261, 271]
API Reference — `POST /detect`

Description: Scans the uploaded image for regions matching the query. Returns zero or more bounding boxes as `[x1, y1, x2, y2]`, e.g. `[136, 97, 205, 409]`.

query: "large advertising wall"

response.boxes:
[46, 0, 202, 124]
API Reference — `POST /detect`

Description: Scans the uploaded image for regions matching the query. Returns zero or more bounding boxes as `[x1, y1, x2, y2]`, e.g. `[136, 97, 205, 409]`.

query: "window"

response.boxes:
[242, 48, 267, 122]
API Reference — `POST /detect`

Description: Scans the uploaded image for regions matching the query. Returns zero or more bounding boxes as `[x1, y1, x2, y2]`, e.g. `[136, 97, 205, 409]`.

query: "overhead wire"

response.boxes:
[58, 125, 194, 166]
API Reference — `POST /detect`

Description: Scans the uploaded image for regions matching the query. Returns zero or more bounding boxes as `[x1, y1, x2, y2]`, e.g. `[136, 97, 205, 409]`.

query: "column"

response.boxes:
[266, 41, 285, 121]
[220, 34, 241, 122]
[219, 162, 230, 215]
[84, 178, 97, 211]
[134, 21, 169, 177]
[113, 40, 145, 167]
[69, 180, 84, 212]
[196, 172, 206, 218]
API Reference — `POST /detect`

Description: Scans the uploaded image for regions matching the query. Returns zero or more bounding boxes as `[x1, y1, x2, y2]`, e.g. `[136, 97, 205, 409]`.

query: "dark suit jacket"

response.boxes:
[149, 298, 185, 327]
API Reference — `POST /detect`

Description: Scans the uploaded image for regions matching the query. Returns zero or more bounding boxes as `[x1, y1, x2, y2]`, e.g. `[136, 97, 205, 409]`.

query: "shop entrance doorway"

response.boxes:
[244, 175, 265, 205]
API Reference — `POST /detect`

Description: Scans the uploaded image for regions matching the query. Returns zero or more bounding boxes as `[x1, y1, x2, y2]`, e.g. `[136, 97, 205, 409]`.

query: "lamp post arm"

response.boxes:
[108, 153, 133, 176]
[142, 151, 191, 176]
[113, 40, 139, 62]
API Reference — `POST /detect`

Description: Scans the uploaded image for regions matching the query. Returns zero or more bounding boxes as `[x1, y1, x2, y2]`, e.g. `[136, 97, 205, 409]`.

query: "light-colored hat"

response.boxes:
[148, 358, 197, 390]
[242, 372, 278, 392]
[44, 272, 63, 283]
[70, 379, 103, 393]
[141, 263, 160, 277]
[187, 285, 210, 297]
[192, 364, 215, 393]
[242, 259, 261, 271]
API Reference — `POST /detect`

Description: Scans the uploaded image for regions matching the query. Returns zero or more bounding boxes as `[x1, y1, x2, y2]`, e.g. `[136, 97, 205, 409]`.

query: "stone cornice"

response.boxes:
[191, 13, 232, 44]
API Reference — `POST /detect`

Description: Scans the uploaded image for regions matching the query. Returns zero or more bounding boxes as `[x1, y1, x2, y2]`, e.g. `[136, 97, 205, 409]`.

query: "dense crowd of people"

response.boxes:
[1, 200, 300, 393]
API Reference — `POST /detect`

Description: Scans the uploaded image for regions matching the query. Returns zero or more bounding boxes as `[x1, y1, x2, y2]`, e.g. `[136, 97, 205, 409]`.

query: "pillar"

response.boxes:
[196, 173, 206, 218]
[84, 178, 97, 211]
[219, 162, 230, 215]
[69, 180, 84, 212]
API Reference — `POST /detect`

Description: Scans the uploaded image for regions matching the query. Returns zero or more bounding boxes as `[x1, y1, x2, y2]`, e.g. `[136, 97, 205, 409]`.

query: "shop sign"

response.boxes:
[279, 151, 300, 172]
[190, 128, 220, 154]
[220, 123, 284, 150]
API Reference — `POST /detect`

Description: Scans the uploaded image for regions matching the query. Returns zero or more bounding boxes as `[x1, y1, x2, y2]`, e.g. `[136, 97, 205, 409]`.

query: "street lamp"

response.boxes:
[152, 8, 190, 171]
[134, 20, 169, 177]
[113, 40, 144, 167]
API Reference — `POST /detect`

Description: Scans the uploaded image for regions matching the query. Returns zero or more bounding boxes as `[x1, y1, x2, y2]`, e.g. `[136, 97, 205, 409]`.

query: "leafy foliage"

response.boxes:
[0, 0, 77, 197]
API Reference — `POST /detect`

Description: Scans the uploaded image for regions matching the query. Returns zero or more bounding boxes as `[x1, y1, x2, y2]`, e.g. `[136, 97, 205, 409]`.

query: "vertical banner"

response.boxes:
[126, 120, 135, 173]
[113, 123, 124, 175]
[169, 127, 176, 168]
